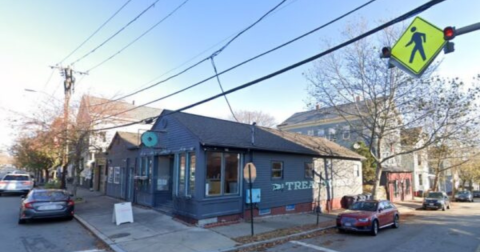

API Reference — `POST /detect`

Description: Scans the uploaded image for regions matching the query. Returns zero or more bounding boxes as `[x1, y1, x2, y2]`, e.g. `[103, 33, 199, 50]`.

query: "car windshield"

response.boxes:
[456, 192, 469, 196]
[3, 175, 29, 181]
[426, 192, 443, 198]
[349, 201, 378, 211]
[33, 191, 68, 201]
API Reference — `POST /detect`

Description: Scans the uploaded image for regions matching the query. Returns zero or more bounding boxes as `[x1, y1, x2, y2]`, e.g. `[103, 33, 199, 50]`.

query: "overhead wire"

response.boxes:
[85, 0, 191, 73]
[70, 0, 161, 66]
[90, 0, 377, 122]
[90, 0, 446, 132]
[210, 57, 238, 121]
[58, 0, 132, 65]
[119, 0, 301, 99]
[89, 0, 288, 108]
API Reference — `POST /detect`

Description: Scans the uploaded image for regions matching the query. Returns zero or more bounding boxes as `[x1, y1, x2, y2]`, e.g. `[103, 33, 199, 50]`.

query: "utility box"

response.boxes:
[246, 188, 261, 203]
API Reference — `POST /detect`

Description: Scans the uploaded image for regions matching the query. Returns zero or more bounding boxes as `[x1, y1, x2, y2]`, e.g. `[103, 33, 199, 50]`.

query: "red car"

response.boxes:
[336, 200, 399, 236]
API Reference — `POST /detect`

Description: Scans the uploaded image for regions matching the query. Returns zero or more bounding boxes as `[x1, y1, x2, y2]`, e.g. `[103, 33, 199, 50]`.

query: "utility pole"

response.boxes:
[50, 65, 86, 189]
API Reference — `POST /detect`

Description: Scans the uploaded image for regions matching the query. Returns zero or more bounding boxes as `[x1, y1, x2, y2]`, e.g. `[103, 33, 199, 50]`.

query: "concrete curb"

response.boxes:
[216, 225, 337, 252]
[74, 214, 127, 252]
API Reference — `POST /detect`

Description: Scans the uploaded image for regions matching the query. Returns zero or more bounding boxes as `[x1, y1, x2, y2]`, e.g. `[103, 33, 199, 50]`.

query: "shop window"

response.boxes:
[271, 161, 283, 179]
[188, 153, 196, 196]
[205, 152, 241, 197]
[178, 154, 186, 195]
[304, 162, 313, 179]
[113, 167, 120, 184]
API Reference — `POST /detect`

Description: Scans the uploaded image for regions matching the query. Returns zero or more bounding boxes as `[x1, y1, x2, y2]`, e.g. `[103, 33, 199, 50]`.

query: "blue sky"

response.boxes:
[1, 0, 479, 151]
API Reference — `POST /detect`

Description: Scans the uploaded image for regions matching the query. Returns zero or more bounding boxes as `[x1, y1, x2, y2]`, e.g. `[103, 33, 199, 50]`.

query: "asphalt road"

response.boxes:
[0, 193, 104, 252]
[267, 199, 480, 252]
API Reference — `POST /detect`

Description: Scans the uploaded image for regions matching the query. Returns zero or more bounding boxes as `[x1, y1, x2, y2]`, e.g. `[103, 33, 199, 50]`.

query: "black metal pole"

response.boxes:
[248, 163, 254, 236]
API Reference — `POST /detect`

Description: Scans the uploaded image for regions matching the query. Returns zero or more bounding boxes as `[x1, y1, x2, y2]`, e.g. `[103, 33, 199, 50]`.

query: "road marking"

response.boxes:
[290, 240, 340, 252]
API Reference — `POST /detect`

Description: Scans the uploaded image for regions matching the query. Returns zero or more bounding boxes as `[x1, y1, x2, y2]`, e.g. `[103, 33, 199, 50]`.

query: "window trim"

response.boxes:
[271, 161, 284, 180]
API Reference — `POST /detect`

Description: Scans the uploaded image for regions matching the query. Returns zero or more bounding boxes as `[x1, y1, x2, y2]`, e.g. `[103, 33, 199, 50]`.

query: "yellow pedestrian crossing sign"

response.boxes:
[391, 17, 446, 77]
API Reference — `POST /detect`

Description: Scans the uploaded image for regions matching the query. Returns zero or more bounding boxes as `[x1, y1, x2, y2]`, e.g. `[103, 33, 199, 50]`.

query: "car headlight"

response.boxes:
[358, 218, 369, 222]
[437, 200, 444, 204]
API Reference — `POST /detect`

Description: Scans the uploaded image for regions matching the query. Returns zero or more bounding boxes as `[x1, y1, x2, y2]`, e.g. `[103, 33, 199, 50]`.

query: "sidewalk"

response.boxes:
[71, 187, 338, 252]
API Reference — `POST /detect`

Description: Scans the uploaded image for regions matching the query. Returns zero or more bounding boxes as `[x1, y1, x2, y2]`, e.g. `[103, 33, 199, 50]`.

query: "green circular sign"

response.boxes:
[141, 131, 158, 147]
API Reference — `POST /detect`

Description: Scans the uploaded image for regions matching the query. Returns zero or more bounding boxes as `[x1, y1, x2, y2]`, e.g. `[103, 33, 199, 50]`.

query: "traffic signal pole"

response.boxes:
[455, 22, 480, 37]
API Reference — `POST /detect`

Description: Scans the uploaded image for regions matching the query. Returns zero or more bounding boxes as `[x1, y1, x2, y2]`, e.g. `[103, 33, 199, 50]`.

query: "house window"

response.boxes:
[354, 164, 360, 177]
[305, 162, 313, 178]
[393, 180, 399, 196]
[406, 179, 411, 194]
[188, 153, 196, 196]
[417, 154, 422, 166]
[99, 132, 107, 142]
[317, 129, 325, 137]
[328, 128, 336, 141]
[108, 166, 113, 183]
[271, 161, 284, 179]
[178, 154, 186, 195]
[205, 152, 241, 197]
[419, 174, 423, 186]
[342, 125, 350, 140]
[307, 130, 314, 136]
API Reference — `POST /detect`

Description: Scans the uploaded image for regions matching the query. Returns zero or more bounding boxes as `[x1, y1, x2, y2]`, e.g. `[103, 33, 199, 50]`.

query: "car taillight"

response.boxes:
[24, 201, 35, 209]
[67, 200, 75, 206]
[0, 181, 6, 185]
[22, 181, 32, 185]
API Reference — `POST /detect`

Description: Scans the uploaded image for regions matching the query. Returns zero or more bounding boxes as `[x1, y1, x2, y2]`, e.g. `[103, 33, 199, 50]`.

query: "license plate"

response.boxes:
[39, 205, 61, 210]
[344, 222, 352, 227]
[429, 203, 434, 206]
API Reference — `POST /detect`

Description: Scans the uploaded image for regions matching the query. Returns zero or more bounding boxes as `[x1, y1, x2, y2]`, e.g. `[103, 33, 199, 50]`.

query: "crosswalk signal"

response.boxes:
[443, 26, 456, 41]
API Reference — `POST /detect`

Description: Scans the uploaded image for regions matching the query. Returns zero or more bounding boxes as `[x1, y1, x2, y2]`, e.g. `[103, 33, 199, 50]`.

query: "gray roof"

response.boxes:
[108, 131, 141, 150]
[382, 165, 412, 173]
[162, 111, 363, 160]
[279, 101, 369, 127]
[83, 95, 162, 121]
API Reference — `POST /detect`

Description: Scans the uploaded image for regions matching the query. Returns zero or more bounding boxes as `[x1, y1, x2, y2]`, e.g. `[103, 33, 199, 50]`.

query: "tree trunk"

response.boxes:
[372, 163, 383, 200]
[432, 168, 440, 191]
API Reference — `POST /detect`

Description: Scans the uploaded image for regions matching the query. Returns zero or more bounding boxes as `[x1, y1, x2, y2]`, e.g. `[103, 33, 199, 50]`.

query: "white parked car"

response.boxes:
[0, 174, 34, 196]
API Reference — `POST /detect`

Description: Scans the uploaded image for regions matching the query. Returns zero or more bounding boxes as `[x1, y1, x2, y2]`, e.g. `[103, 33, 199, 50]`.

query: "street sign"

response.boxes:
[243, 162, 257, 183]
[391, 16, 446, 77]
[141, 131, 158, 147]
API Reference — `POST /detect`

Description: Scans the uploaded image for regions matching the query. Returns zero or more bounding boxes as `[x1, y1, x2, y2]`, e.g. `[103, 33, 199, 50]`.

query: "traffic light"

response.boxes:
[380, 46, 391, 58]
[443, 26, 456, 40]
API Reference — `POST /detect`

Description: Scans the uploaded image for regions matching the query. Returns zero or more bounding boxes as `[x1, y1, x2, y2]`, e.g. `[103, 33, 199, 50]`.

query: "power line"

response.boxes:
[70, 0, 161, 66]
[90, 0, 446, 132]
[58, 0, 132, 65]
[85, 0, 191, 73]
[91, 0, 378, 120]
[210, 57, 238, 121]
[89, 0, 288, 108]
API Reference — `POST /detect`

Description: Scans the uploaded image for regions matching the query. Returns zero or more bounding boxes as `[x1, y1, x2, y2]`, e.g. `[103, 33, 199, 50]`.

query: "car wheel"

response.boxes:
[371, 220, 379, 236]
[66, 216, 74, 221]
[442, 205, 446, 211]
[18, 218, 26, 225]
[392, 215, 399, 229]
[447, 204, 450, 210]
[338, 228, 345, 233]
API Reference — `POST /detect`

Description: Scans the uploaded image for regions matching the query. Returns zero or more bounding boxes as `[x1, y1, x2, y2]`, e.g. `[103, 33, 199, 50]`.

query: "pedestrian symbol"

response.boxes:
[405, 27, 426, 63]
[391, 17, 446, 77]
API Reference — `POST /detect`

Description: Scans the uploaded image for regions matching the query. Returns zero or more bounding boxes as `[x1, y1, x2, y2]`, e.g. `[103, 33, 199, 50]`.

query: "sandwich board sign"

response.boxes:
[390, 16, 446, 77]
[112, 202, 134, 226]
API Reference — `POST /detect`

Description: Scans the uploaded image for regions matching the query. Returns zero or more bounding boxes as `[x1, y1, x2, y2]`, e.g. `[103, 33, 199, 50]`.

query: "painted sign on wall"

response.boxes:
[272, 180, 324, 191]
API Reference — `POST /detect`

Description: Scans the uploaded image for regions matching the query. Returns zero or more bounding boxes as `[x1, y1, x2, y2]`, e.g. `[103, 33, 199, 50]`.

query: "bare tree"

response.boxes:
[304, 21, 480, 199]
[228, 110, 277, 128]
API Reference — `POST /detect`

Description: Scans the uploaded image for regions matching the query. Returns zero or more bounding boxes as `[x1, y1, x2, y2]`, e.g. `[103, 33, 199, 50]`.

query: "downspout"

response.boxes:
[324, 158, 331, 212]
